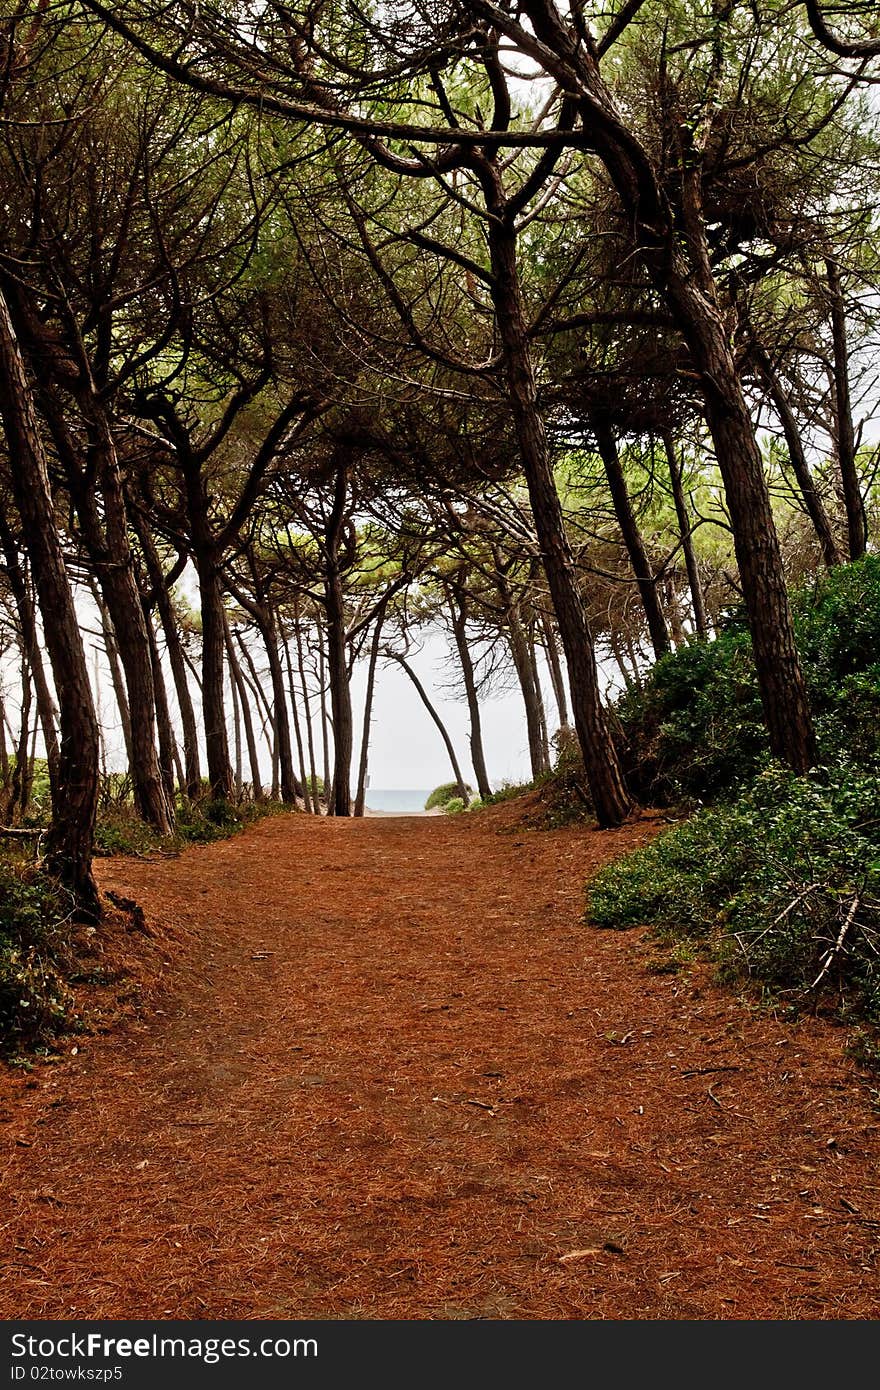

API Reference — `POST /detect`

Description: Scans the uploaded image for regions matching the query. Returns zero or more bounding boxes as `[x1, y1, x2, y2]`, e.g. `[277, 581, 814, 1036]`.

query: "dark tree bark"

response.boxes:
[389, 651, 470, 806]
[493, 555, 550, 780]
[750, 350, 841, 570]
[294, 607, 322, 810]
[540, 611, 570, 731]
[529, 621, 552, 769]
[483, 208, 632, 824]
[0, 279, 173, 832]
[186, 471, 235, 800]
[354, 598, 388, 817]
[0, 289, 99, 915]
[145, 615, 182, 802]
[826, 257, 866, 560]
[8, 661, 32, 822]
[227, 554, 301, 802]
[90, 578, 134, 775]
[445, 584, 492, 800]
[661, 432, 710, 638]
[0, 514, 61, 794]
[317, 632, 332, 810]
[593, 419, 671, 659]
[224, 618, 263, 800]
[131, 512, 202, 799]
[284, 632, 314, 813]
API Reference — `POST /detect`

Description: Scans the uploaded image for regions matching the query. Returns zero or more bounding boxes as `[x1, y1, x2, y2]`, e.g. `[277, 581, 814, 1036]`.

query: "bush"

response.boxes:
[616, 555, 880, 806]
[0, 862, 75, 1054]
[425, 781, 472, 811]
[588, 760, 880, 1022]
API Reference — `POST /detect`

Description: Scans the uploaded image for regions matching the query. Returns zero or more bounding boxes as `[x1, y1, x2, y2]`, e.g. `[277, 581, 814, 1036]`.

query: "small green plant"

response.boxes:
[0, 861, 75, 1054]
[425, 781, 473, 811]
[587, 760, 880, 1023]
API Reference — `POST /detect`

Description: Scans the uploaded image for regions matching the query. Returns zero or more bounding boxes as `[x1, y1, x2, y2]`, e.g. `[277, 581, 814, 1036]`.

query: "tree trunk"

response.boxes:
[257, 609, 300, 802]
[539, 611, 570, 732]
[391, 652, 470, 806]
[447, 590, 492, 800]
[354, 599, 388, 817]
[317, 633, 332, 810]
[295, 608, 321, 810]
[750, 351, 840, 569]
[594, 419, 671, 659]
[145, 616, 179, 803]
[234, 630, 279, 797]
[0, 288, 99, 914]
[224, 617, 263, 800]
[485, 213, 631, 826]
[90, 578, 134, 775]
[661, 432, 709, 638]
[130, 513, 202, 799]
[0, 515, 61, 794]
[195, 551, 234, 799]
[826, 257, 866, 560]
[284, 632, 313, 813]
[325, 566, 353, 816]
[8, 662, 32, 822]
[666, 271, 817, 770]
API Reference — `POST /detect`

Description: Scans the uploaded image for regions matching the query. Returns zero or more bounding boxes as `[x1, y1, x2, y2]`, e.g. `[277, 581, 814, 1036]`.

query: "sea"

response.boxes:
[363, 788, 431, 814]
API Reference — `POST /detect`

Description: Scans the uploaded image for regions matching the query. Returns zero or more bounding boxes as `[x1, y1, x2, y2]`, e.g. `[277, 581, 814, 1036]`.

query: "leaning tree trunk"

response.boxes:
[485, 213, 631, 826]
[661, 432, 710, 638]
[129, 511, 201, 800]
[751, 350, 841, 570]
[325, 566, 353, 817]
[826, 257, 866, 560]
[256, 608, 300, 803]
[130, 513, 202, 799]
[447, 590, 492, 800]
[354, 599, 388, 817]
[0, 514, 61, 794]
[146, 615, 182, 802]
[540, 611, 571, 731]
[666, 269, 817, 771]
[283, 633, 314, 813]
[224, 617, 263, 801]
[594, 419, 671, 660]
[193, 549, 234, 800]
[0, 289, 99, 915]
[391, 652, 470, 806]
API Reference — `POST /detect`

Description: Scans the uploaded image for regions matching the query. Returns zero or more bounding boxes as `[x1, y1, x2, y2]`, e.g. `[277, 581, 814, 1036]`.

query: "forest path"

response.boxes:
[2, 807, 879, 1320]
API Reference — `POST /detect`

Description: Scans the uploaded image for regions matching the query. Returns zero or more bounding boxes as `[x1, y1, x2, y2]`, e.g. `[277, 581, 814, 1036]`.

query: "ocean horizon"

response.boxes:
[363, 788, 432, 813]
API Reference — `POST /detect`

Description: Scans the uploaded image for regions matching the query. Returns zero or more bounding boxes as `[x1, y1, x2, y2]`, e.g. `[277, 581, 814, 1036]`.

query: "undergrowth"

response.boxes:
[2, 795, 290, 1057]
[589, 760, 880, 1029]
[587, 557, 880, 1041]
[0, 859, 77, 1056]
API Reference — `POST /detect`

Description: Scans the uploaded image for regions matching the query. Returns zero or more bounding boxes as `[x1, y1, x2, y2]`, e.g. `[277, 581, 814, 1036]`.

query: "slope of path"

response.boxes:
[1, 809, 879, 1319]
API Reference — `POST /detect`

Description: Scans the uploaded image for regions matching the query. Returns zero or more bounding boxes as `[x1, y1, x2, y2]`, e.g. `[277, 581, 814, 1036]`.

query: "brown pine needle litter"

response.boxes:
[2, 801, 879, 1320]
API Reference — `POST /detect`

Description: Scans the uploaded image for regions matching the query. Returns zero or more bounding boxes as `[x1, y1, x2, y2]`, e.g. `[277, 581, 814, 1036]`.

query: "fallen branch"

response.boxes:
[809, 894, 860, 991]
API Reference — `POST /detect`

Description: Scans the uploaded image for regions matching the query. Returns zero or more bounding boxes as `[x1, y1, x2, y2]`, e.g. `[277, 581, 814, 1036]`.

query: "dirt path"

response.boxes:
[2, 808, 879, 1320]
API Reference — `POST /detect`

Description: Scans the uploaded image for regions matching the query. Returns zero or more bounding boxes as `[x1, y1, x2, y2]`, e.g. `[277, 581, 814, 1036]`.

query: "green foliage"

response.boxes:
[481, 779, 534, 806]
[94, 796, 290, 856]
[618, 556, 880, 805]
[424, 781, 472, 811]
[0, 862, 74, 1054]
[588, 761, 880, 1022]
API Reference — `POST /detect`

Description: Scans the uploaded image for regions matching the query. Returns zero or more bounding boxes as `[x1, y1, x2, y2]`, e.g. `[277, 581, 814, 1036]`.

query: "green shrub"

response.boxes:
[0, 862, 75, 1054]
[588, 760, 880, 1021]
[616, 555, 880, 806]
[425, 781, 472, 811]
